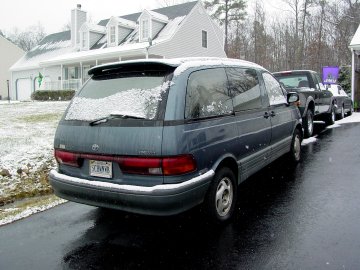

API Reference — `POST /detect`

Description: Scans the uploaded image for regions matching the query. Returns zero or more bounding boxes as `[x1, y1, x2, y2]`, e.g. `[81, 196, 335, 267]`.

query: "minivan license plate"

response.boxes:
[90, 160, 112, 179]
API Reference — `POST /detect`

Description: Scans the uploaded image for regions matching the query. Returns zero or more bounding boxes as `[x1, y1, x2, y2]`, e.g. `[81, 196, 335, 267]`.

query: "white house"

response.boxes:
[0, 35, 24, 100]
[10, 1, 225, 100]
[349, 24, 360, 110]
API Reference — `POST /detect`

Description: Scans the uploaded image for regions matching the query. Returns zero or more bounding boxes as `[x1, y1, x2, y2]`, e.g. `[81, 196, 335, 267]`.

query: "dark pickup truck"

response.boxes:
[273, 70, 336, 138]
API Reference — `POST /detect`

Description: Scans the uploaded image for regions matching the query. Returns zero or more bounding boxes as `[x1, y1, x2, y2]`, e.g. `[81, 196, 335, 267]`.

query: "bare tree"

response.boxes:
[6, 23, 46, 51]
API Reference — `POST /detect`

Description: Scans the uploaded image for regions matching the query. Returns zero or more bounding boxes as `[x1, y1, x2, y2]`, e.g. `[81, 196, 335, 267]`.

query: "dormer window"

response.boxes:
[79, 22, 106, 51]
[138, 10, 169, 43]
[110, 26, 116, 44]
[106, 16, 136, 47]
[141, 19, 150, 41]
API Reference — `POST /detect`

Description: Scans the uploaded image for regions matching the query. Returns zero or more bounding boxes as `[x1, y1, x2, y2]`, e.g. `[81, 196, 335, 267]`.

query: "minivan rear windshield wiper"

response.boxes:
[89, 113, 145, 126]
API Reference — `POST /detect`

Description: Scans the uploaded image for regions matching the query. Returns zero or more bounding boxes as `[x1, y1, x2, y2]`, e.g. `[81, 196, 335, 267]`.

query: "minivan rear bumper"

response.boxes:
[49, 169, 214, 216]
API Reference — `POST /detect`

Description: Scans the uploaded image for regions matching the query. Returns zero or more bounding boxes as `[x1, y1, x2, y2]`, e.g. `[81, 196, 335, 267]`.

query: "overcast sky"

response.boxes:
[0, 0, 283, 35]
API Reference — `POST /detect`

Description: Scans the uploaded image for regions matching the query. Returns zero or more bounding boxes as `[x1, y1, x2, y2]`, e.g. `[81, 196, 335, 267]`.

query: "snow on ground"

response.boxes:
[0, 101, 69, 204]
[0, 101, 68, 176]
[301, 112, 360, 145]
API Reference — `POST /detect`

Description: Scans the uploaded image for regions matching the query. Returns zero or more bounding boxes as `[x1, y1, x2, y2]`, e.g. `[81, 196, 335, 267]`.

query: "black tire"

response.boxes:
[325, 106, 336, 126]
[337, 105, 345, 120]
[348, 104, 353, 116]
[204, 167, 237, 223]
[288, 128, 302, 163]
[303, 110, 314, 138]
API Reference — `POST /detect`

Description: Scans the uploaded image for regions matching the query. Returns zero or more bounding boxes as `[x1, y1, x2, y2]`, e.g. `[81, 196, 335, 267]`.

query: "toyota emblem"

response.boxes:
[92, 144, 99, 151]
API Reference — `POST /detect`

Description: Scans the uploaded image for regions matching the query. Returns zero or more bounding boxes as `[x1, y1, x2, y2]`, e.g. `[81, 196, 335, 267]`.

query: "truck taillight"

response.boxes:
[55, 150, 81, 167]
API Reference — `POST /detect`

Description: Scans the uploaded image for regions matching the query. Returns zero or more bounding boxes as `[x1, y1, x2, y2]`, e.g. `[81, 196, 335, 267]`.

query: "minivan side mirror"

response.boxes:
[287, 92, 299, 103]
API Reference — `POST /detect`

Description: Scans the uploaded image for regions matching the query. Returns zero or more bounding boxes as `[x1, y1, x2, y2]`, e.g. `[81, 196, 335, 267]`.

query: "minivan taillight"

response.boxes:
[118, 155, 197, 176]
[162, 155, 197, 176]
[54, 150, 197, 175]
[55, 150, 81, 167]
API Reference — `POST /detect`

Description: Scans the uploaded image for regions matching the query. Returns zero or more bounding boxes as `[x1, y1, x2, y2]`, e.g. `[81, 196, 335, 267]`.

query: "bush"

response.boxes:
[31, 90, 75, 101]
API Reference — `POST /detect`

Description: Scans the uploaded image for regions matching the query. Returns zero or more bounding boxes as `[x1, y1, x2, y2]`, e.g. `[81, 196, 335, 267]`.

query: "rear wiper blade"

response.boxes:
[89, 113, 145, 126]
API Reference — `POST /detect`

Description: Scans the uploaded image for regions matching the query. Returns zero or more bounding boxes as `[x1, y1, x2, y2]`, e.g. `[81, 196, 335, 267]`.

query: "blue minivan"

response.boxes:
[50, 58, 302, 222]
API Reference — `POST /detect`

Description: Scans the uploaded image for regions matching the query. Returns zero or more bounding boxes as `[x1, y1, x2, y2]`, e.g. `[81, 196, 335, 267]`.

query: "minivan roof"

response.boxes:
[273, 70, 317, 74]
[88, 57, 264, 76]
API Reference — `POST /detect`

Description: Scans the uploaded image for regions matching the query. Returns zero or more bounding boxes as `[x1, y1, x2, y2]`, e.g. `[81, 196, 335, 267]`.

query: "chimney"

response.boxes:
[71, 4, 87, 47]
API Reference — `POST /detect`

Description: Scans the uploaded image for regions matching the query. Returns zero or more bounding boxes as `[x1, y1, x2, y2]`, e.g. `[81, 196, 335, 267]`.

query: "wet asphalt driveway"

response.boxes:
[1, 122, 360, 270]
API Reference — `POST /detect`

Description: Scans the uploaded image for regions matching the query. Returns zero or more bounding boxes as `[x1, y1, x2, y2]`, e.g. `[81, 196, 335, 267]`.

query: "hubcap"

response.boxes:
[341, 107, 344, 118]
[293, 134, 301, 161]
[215, 177, 233, 217]
[307, 116, 313, 135]
[332, 110, 335, 122]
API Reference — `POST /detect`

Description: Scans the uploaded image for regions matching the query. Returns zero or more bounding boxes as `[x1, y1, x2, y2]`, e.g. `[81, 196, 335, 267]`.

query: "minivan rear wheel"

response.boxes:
[204, 167, 237, 223]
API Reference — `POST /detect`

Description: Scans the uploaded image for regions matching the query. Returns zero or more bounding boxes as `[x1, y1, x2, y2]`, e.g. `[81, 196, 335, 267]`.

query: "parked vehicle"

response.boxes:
[49, 58, 302, 222]
[273, 70, 336, 138]
[325, 84, 353, 119]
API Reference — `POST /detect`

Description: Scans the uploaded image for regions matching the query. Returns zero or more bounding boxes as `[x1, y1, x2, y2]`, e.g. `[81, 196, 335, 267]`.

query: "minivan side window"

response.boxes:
[226, 67, 262, 111]
[262, 72, 287, 105]
[185, 68, 233, 119]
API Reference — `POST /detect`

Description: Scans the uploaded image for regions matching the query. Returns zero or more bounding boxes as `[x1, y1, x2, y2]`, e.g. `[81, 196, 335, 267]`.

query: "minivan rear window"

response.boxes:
[65, 71, 172, 121]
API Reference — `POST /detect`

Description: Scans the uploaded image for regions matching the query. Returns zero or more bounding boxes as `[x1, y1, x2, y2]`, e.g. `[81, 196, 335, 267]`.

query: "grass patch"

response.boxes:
[0, 194, 66, 226]
[18, 113, 63, 123]
[0, 160, 55, 206]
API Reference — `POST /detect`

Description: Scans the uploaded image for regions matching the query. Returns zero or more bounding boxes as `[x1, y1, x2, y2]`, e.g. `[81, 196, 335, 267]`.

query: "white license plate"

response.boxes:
[90, 160, 112, 179]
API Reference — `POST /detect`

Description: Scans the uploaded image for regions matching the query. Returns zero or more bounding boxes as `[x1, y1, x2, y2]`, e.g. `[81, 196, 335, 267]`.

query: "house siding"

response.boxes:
[89, 32, 103, 48]
[118, 26, 132, 43]
[152, 20, 165, 39]
[150, 3, 225, 58]
[0, 36, 24, 100]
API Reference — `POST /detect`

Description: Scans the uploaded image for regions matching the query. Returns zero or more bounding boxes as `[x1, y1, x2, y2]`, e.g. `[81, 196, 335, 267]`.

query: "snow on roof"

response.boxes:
[154, 16, 185, 43]
[41, 42, 149, 66]
[106, 16, 137, 29]
[147, 10, 169, 23]
[11, 39, 75, 71]
[80, 22, 106, 34]
[350, 24, 360, 49]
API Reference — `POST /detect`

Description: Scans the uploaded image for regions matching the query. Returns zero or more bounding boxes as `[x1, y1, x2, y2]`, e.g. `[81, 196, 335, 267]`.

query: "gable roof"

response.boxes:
[98, 1, 198, 26]
[11, 1, 199, 71]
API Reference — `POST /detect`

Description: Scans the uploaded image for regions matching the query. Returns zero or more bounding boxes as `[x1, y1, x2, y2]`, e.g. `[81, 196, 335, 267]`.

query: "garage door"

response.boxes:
[16, 78, 32, 100]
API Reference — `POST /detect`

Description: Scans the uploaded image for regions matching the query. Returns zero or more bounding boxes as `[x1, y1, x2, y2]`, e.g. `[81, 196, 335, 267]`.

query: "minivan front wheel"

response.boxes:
[289, 129, 302, 163]
[204, 167, 237, 223]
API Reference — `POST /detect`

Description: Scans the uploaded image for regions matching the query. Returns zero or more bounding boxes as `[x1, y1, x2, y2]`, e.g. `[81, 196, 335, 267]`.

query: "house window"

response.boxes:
[82, 32, 87, 49]
[202, 30, 207, 48]
[141, 19, 150, 41]
[110, 26, 116, 44]
[68, 67, 79, 80]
